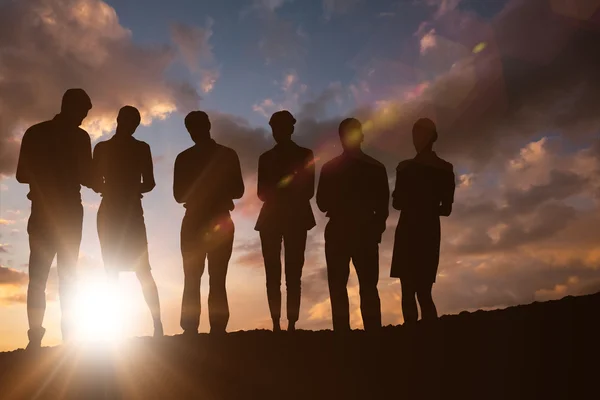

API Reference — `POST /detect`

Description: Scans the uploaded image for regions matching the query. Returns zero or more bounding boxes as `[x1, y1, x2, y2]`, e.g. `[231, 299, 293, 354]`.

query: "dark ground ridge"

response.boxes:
[0, 293, 598, 399]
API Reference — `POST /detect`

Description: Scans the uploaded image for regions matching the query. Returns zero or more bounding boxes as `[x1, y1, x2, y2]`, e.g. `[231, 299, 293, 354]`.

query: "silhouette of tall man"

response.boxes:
[174, 111, 244, 335]
[317, 118, 389, 332]
[391, 118, 455, 324]
[16, 88, 95, 348]
[255, 111, 316, 332]
[93, 106, 163, 337]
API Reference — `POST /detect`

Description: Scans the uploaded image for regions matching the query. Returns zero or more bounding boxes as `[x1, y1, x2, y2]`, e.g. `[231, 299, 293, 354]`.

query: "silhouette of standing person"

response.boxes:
[16, 88, 95, 349]
[391, 118, 455, 324]
[93, 106, 163, 337]
[317, 118, 389, 332]
[174, 111, 244, 335]
[255, 111, 316, 333]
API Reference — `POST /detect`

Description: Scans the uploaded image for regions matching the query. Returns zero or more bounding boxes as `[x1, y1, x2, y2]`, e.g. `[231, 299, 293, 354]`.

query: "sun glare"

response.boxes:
[74, 278, 124, 344]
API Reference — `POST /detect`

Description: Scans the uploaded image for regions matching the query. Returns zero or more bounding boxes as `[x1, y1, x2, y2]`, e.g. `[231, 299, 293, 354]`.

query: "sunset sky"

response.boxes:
[1, 0, 600, 351]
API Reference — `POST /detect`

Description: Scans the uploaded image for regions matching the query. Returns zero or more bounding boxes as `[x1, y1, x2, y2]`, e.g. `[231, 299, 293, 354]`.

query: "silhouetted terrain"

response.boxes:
[1, 293, 598, 399]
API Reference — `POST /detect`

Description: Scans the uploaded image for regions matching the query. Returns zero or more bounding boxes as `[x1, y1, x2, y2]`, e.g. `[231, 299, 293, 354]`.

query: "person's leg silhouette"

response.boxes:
[283, 229, 307, 331]
[417, 282, 437, 321]
[54, 205, 83, 343]
[27, 234, 55, 348]
[260, 230, 283, 331]
[207, 217, 234, 334]
[325, 223, 351, 332]
[401, 280, 418, 325]
[353, 241, 381, 332]
[180, 217, 207, 335]
[136, 269, 163, 336]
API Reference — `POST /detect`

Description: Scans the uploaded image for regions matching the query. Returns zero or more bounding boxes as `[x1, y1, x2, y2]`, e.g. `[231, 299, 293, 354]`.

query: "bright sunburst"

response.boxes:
[74, 277, 124, 343]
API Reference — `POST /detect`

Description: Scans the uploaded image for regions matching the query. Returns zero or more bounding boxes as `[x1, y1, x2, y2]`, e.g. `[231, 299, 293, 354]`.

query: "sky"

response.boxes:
[1, 0, 600, 351]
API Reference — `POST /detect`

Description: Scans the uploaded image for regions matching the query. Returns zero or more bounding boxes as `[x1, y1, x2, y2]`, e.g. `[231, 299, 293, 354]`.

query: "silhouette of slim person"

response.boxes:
[174, 111, 244, 335]
[317, 118, 389, 332]
[255, 111, 316, 333]
[93, 106, 163, 337]
[391, 118, 455, 324]
[16, 88, 95, 349]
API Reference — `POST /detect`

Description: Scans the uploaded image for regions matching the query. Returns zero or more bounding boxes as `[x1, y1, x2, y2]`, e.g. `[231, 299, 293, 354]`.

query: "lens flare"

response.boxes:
[74, 278, 124, 344]
[277, 174, 295, 188]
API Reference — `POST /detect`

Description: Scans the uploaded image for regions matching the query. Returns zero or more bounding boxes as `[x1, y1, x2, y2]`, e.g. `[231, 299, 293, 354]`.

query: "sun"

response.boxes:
[73, 277, 124, 344]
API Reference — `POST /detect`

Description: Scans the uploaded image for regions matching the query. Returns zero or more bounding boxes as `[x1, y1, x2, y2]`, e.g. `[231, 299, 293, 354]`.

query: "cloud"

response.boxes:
[0, 265, 27, 286]
[170, 19, 220, 94]
[259, 17, 308, 65]
[252, 71, 312, 118]
[253, 0, 292, 12]
[419, 28, 438, 54]
[342, 0, 600, 171]
[0, 219, 16, 226]
[0, 265, 27, 305]
[323, 0, 362, 19]
[0, 0, 202, 176]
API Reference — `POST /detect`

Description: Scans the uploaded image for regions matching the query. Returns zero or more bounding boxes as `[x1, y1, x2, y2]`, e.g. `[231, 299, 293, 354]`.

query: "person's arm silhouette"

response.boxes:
[302, 150, 316, 200]
[316, 163, 331, 213]
[141, 144, 156, 194]
[392, 161, 409, 211]
[373, 164, 390, 242]
[229, 151, 245, 201]
[15, 128, 34, 184]
[91, 143, 105, 194]
[439, 166, 455, 217]
[79, 133, 97, 190]
[173, 153, 188, 204]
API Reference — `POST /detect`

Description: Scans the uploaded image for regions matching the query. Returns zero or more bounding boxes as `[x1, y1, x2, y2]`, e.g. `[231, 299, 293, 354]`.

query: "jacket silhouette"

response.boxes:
[175, 111, 244, 335]
[255, 110, 316, 332]
[16, 88, 94, 348]
[93, 105, 163, 337]
[317, 118, 389, 332]
[391, 118, 455, 324]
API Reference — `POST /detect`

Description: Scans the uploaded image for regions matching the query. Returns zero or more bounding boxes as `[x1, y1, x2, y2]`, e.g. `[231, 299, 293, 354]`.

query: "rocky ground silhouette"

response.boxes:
[0, 293, 598, 399]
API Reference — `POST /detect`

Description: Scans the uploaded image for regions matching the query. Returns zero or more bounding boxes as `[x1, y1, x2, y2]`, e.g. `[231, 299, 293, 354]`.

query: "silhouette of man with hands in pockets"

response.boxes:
[317, 118, 389, 332]
[255, 111, 316, 332]
[174, 111, 244, 335]
[16, 88, 95, 349]
[93, 106, 164, 337]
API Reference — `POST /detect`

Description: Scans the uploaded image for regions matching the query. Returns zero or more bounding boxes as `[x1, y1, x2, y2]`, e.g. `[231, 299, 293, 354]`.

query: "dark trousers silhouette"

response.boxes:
[180, 213, 234, 333]
[27, 203, 83, 341]
[324, 221, 382, 332]
[401, 280, 437, 323]
[259, 229, 307, 324]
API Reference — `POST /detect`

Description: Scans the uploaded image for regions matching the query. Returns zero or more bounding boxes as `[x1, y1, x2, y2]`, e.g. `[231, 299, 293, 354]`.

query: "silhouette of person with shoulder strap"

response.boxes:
[174, 111, 244, 335]
[391, 118, 455, 324]
[93, 106, 163, 337]
[16, 88, 95, 349]
[317, 118, 389, 332]
[255, 111, 316, 333]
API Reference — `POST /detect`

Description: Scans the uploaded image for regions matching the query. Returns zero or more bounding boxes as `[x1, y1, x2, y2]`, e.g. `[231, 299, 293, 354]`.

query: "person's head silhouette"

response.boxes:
[116, 106, 141, 137]
[60, 88, 92, 127]
[412, 118, 438, 154]
[269, 110, 296, 144]
[339, 118, 364, 152]
[185, 111, 211, 144]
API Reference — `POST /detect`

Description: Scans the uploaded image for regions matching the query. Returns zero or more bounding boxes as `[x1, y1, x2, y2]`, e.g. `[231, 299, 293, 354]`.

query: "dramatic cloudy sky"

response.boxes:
[1, 0, 599, 350]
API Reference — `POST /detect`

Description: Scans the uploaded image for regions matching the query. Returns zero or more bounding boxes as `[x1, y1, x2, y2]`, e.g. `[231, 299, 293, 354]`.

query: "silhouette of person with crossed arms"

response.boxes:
[174, 111, 244, 335]
[317, 118, 389, 332]
[391, 118, 455, 324]
[255, 111, 316, 332]
[93, 105, 164, 337]
[16, 88, 95, 349]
